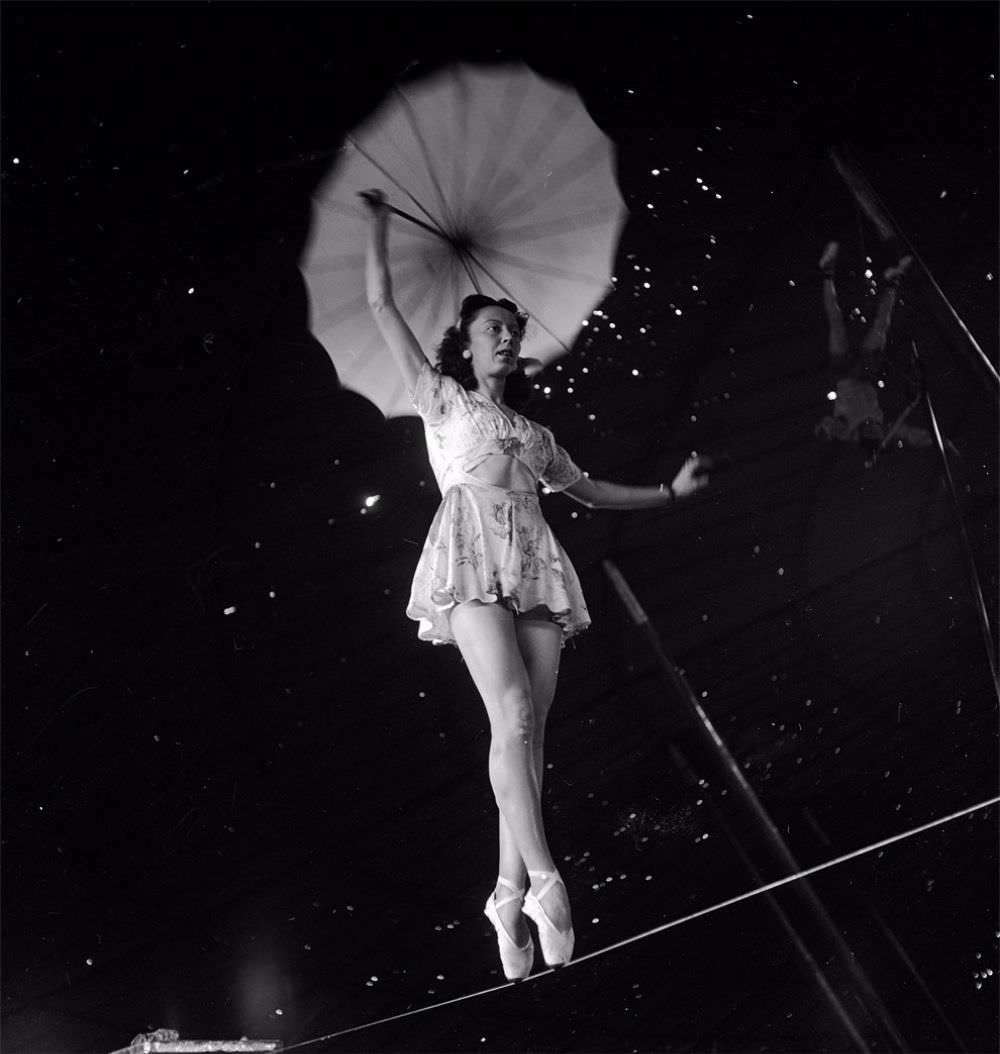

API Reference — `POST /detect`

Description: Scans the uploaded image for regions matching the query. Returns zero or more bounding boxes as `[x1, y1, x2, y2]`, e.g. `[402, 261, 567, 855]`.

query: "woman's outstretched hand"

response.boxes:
[519, 357, 544, 377]
[670, 454, 713, 499]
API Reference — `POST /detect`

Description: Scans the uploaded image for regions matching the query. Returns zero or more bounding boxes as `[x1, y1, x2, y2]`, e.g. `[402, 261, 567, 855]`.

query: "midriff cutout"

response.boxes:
[467, 454, 536, 491]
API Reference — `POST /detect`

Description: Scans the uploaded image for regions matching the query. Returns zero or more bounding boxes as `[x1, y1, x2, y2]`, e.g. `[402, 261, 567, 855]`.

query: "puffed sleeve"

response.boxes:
[540, 430, 584, 492]
[411, 361, 460, 420]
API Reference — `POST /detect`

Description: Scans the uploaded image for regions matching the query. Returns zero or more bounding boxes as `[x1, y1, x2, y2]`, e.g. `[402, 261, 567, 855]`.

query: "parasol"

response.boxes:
[300, 61, 628, 418]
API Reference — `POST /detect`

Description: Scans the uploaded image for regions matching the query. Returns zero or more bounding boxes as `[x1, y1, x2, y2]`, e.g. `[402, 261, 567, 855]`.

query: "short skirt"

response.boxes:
[407, 481, 591, 647]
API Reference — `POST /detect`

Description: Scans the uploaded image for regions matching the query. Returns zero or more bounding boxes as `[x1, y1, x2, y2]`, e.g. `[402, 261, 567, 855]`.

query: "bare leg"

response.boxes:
[449, 602, 572, 939]
[495, 616, 563, 941]
[819, 242, 850, 363]
[516, 616, 562, 792]
[860, 255, 913, 375]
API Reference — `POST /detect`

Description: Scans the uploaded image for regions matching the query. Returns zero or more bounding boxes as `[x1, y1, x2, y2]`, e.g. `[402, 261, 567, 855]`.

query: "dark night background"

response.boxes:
[2, 2, 998, 1053]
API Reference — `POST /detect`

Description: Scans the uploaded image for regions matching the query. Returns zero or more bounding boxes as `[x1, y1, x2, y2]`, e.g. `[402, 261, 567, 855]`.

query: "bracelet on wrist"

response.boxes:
[658, 482, 676, 501]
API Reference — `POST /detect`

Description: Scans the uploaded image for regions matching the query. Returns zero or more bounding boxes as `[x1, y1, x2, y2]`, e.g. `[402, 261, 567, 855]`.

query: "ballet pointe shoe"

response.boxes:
[523, 869, 575, 967]
[484, 877, 534, 981]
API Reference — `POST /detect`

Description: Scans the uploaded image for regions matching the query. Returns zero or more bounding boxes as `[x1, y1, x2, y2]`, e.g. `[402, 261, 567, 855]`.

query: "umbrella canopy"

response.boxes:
[300, 61, 629, 418]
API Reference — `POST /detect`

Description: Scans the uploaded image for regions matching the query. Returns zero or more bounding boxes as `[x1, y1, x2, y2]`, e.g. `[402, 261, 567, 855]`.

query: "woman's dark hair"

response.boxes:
[435, 294, 534, 412]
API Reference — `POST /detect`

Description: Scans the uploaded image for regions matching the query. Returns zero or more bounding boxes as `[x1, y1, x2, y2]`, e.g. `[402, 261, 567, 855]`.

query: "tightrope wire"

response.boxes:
[282, 795, 998, 1050]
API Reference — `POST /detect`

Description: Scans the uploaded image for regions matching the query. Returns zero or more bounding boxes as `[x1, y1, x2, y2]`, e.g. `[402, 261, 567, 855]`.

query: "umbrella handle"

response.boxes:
[386, 204, 450, 241]
[357, 191, 451, 244]
[357, 192, 484, 295]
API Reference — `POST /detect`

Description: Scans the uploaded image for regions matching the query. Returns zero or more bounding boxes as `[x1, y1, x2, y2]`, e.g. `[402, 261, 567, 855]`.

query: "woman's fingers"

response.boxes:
[519, 357, 544, 377]
[682, 455, 711, 491]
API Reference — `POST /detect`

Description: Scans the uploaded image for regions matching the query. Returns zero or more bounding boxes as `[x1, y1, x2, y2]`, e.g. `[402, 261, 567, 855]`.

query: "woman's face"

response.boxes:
[465, 305, 522, 379]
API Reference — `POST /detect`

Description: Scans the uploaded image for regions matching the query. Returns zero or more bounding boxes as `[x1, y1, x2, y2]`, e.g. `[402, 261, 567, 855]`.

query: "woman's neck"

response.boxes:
[474, 374, 507, 404]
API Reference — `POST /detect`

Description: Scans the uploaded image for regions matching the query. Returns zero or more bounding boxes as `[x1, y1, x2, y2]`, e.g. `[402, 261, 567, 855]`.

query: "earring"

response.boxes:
[462, 349, 472, 360]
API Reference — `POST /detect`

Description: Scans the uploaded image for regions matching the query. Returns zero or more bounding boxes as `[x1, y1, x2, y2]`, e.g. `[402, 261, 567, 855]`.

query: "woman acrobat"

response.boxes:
[362, 189, 711, 980]
[815, 240, 931, 453]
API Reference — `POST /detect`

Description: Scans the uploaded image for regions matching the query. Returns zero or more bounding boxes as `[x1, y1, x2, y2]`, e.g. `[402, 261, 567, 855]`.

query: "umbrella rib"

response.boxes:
[465, 68, 532, 212]
[490, 204, 627, 247]
[452, 68, 470, 231]
[475, 88, 582, 222]
[307, 239, 451, 281]
[476, 249, 611, 287]
[310, 248, 444, 328]
[457, 249, 483, 294]
[312, 286, 376, 334]
[493, 139, 618, 228]
[345, 134, 451, 240]
[513, 90, 579, 178]
[393, 86, 458, 234]
[422, 259, 457, 350]
[338, 270, 438, 382]
[305, 250, 366, 276]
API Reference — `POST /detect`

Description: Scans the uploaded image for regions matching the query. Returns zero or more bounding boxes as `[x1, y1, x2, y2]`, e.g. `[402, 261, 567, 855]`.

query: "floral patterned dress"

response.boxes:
[407, 362, 591, 646]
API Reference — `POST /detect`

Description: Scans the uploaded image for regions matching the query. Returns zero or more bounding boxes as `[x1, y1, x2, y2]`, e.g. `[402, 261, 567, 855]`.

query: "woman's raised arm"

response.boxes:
[362, 189, 430, 397]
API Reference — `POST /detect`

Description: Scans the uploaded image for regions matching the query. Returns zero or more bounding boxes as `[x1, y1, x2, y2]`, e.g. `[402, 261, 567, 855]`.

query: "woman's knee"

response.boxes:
[489, 688, 536, 746]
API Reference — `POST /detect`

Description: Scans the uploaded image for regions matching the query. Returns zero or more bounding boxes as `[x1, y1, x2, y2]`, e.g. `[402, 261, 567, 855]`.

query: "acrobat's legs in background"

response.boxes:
[858, 254, 913, 379]
[819, 241, 851, 367]
[815, 241, 869, 444]
[873, 254, 934, 451]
